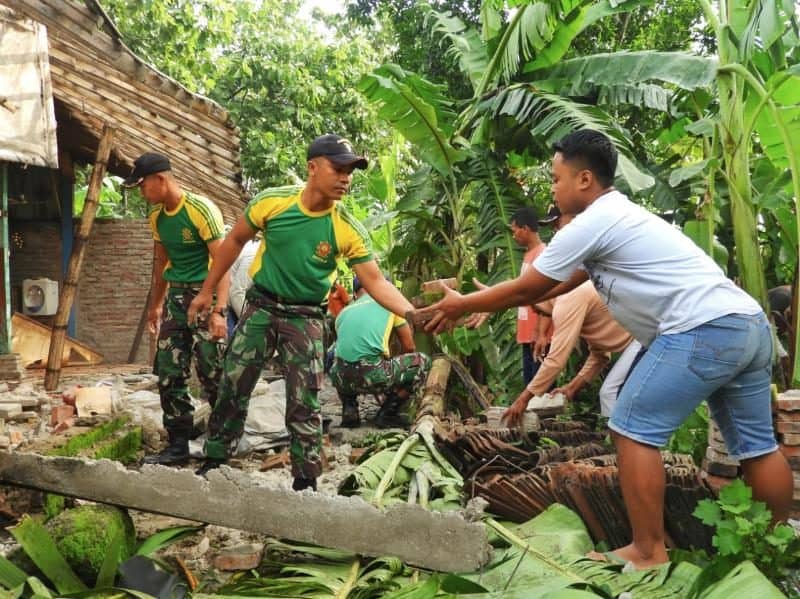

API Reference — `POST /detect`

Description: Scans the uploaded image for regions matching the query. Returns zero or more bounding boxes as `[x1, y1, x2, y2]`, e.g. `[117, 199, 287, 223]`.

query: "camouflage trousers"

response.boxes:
[155, 286, 225, 434]
[205, 285, 326, 479]
[329, 352, 431, 403]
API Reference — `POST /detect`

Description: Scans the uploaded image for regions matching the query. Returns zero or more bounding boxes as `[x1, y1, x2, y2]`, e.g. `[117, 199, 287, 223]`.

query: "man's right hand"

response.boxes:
[147, 306, 162, 335]
[501, 390, 533, 428]
[533, 337, 549, 362]
[187, 289, 214, 326]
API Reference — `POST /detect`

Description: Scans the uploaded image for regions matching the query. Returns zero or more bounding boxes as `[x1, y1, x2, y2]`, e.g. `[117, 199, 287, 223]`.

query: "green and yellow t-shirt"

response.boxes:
[334, 294, 407, 362]
[245, 185, 372, 304]
[149, 192, 224, 283]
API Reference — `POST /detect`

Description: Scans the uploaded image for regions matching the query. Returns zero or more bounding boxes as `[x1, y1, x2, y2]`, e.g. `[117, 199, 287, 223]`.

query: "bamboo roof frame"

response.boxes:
[2, 0, 246, 221]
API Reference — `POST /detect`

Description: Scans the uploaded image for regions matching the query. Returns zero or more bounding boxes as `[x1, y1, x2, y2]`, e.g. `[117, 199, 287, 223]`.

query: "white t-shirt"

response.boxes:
[227, 240, 260, 318]
[533, 190, 762, 346]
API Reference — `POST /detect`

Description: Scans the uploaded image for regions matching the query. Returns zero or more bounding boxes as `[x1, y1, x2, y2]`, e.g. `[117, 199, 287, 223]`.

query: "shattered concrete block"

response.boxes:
[213, 543, 264, 571]
[0, 436, 9, 449]
[10, 411, 38, 423]
[75, 388, 112, 417]
[0, 405, 22, 419]
[484, 406, 540, 432]
[50, 405, 76, 427]
[0, 453, 492, 572]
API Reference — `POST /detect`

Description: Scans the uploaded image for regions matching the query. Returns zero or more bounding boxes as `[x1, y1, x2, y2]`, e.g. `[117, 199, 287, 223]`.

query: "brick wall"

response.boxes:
[8, 221, 62, 327]
[78, 219, 153, 364]
[9, 219, 153, 364]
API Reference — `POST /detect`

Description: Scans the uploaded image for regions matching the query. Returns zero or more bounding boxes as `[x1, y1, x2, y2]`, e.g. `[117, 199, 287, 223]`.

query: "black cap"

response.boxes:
[307, 134, 368, 169]
[122, 152, 171, 187]
[538, 204, 561, 226]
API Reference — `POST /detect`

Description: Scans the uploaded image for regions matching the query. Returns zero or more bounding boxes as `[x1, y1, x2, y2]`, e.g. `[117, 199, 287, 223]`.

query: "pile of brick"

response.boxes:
[0, 353, 22, 385]
[701, 418, 739, 494]
[776, 389, 800, 515]
[0, 380, 48, 449]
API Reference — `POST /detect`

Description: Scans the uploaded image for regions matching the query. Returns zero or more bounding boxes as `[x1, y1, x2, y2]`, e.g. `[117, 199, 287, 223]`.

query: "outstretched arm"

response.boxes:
[352, 260, 414, 317]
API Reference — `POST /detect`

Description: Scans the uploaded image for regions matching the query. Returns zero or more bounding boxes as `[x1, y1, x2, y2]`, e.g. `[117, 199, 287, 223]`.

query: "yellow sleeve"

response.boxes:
[393, 314, 407, 328]
[333, 206, 372, 266]
[245, 186, 302, 230]
[185, 194, 225, 242]
[148, 207, 161, 242]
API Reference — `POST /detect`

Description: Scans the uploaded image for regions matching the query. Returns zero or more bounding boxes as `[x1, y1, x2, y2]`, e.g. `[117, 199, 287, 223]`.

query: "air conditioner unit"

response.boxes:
[22, 278, 59, 316]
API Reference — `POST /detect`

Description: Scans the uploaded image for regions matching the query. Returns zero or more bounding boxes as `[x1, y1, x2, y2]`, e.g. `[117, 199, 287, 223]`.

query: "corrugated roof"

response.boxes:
[1, 0, 246, 222]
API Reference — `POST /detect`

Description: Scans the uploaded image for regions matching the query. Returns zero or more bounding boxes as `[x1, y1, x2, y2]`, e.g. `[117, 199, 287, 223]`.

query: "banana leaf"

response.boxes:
[8, 516, 86, 594]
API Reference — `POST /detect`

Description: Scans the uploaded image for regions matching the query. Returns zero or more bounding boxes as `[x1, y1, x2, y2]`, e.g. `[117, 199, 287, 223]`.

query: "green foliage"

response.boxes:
[44, 506, 136, 585]
[102, 0, 391, 190]
[666, 403, 709, 466]
[692, 479, 800, 587]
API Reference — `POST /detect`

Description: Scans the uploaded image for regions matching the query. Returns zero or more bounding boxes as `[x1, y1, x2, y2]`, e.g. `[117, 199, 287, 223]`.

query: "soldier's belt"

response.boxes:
[168, 281, 205, 289]
[250, 284, 328, 310]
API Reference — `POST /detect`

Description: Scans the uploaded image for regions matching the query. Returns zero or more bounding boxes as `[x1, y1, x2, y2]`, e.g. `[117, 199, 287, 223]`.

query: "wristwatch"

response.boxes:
[212, 306, 228, 317]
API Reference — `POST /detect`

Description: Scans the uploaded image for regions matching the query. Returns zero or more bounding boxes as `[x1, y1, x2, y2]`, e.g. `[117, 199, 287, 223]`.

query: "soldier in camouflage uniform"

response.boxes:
[122, 152, 230, 466]
[330, 277, 430, 428]
[188, 135, 416, 491]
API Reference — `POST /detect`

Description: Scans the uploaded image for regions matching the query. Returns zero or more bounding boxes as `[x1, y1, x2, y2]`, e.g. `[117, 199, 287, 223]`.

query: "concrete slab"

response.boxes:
[0, 452, 491, 572]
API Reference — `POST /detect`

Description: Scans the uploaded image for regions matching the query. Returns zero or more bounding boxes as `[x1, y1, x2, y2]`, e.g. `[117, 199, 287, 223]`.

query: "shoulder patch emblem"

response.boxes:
[315, 241, 332, 260]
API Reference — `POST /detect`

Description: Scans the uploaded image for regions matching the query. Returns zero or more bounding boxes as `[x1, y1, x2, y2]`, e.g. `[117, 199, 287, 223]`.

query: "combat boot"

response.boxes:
[143, 430, 190, 465]
[292, 476, 317, 492]
[373, 395, 409, 429]
[340, 395, 360, 428]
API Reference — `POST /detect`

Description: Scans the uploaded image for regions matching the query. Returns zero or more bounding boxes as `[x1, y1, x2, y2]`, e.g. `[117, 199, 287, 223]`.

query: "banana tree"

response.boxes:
[453, 0, 799, 379]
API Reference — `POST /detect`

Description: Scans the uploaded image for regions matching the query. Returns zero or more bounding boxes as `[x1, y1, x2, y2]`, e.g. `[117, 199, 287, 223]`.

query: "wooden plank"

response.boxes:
[11, 313, 102, 367]
[45, 125, 113, 390]
[48, 45, 240, 148]
[49, 58, 240, 165]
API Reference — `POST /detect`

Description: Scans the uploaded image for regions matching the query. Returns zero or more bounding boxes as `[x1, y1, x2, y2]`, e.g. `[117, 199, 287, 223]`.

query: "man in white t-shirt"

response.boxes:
[423, 129, 791, 570]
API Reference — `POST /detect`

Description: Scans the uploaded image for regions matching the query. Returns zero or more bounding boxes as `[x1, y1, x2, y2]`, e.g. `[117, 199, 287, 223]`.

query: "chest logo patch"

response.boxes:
[315, 241, 332, 260]
[182, 227, 194, 243]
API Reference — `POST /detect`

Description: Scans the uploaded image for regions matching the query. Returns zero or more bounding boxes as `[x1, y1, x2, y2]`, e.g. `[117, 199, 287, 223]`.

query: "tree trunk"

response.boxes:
[414, 356, 451, 423]
[44, 126, 114, 390]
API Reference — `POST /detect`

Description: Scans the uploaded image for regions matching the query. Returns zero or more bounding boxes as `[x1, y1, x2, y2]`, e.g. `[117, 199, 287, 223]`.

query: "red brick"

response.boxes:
[50, 404, 75, 426]
[701, 471, 737, 496]
[776, 397, 800, 411]
[53, 418, 74, 433]
[213, 544, 263, 571]
[777, 421, 800, 434]
[777, 410, 800, 422]
[702, 458, 739, 478]
[780, 443, 800, 458]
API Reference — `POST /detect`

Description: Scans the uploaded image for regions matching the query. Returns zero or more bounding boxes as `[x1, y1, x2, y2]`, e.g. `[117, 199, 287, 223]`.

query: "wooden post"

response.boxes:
[44, 126, 114, 390]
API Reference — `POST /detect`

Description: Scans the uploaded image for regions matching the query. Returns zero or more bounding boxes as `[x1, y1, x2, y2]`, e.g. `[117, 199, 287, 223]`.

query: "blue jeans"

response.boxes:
[610, 312, 775, 460]
[522, 343, 540, 385]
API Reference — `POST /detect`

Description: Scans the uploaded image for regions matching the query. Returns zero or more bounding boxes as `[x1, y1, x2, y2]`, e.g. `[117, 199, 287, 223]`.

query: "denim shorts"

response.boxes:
[609, 312, 776, 460]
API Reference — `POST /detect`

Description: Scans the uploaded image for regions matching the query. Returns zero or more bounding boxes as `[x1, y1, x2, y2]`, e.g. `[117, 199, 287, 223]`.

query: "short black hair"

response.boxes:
[510, 206, 539, 232]
[553, 130, 618, 188]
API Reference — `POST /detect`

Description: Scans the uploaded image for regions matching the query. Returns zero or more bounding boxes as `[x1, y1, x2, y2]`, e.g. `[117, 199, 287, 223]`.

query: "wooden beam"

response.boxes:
[44, 124, 114, 390]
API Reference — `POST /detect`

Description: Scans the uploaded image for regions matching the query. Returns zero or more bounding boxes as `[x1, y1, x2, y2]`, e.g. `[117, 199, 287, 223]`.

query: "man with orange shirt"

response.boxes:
[511, 207, 546, 384]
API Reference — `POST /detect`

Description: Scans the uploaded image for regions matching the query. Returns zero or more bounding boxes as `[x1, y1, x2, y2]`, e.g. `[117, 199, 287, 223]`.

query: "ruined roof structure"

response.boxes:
[1, 0, 246, 221]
